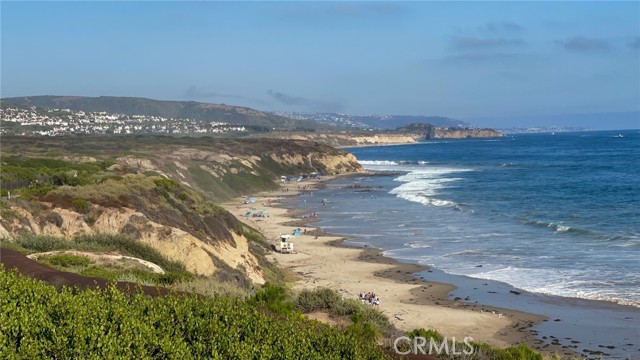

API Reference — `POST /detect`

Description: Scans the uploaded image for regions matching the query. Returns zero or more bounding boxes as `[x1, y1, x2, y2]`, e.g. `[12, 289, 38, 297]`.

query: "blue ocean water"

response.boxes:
[310, 130, 640, 307]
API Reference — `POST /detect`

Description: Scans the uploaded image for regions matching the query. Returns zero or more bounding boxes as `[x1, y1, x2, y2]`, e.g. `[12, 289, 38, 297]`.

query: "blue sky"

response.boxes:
[2, 1, 639, 128]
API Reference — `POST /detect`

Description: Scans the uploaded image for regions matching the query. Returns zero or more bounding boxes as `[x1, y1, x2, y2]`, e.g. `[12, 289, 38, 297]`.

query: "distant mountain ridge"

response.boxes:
[3, 95, 475, 133]
[1, 95, 321, 131]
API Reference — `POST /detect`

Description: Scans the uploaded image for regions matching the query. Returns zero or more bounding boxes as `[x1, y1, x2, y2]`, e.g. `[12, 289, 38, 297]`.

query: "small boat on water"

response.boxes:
[615, 134, 624, 138]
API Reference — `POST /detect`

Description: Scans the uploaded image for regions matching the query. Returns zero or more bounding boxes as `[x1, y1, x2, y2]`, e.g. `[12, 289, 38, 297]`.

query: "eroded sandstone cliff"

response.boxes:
[0, 136, 364, 285]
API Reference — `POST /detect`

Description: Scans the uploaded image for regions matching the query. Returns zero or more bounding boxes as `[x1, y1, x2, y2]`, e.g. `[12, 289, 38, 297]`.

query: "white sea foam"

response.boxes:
[388, 166, 471, 208]
[464, 266, 640, 308]
[394, 192, 456, 207]
[359, 160, 430, 172]
[404, 241, 431, 249]
[359, 160, 400, 166]
[547, 221, 571, 232]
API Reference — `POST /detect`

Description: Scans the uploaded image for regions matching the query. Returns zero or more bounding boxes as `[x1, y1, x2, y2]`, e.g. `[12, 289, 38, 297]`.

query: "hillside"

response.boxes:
[0, 136, 363, 287]
[1, 96, 322, 131]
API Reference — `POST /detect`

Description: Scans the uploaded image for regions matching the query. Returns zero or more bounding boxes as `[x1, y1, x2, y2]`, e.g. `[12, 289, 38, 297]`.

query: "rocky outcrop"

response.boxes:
[270, 150, 363, 174]
[264, 128, 503, 147]
[262, 133, 417, 147]
[430, 127, 503, 139]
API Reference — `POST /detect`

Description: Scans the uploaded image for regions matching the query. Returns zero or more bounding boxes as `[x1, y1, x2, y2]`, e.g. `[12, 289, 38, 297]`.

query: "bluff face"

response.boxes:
[261, 123, 503, 147]
[396, 123, 503, 140]
[0, 136, 363, 285]
[430, 127, 503, 139]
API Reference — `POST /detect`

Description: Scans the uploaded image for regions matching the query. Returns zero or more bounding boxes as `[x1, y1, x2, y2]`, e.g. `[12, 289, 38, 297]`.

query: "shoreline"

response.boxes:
[223, 176, 577, 355]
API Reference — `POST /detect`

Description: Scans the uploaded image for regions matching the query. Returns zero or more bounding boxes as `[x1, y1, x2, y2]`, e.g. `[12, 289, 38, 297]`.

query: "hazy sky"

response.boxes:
[2, 1, 639, 127]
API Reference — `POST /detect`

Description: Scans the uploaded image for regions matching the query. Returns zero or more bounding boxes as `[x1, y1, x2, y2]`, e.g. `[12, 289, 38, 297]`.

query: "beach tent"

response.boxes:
[292, 228, 302, 236]
[244, 197, 257, 204]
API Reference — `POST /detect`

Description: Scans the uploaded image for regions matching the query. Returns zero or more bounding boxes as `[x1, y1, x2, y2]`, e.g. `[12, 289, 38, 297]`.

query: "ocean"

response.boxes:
[295, 130, 639, 356]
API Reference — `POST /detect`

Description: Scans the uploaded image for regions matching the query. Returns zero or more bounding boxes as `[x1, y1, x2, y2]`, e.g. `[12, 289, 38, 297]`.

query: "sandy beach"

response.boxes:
[224, 176, 564, 353]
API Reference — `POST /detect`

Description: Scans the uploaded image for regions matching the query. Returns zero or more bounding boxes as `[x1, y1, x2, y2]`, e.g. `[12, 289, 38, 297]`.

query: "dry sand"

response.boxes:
[225, 177, 550, 350]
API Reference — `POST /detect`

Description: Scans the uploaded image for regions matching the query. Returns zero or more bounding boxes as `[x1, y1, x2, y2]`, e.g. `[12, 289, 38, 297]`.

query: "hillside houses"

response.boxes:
[0, 106, 247, 136]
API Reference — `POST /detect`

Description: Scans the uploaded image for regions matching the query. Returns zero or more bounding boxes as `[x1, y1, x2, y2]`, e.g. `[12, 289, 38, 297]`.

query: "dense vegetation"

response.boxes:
[0, 266, 559, 360]
[294, 287, 392, 338]
[0, 136, 360, 201]
[0, 155, 112, 196]
[0, 267, 388, 359]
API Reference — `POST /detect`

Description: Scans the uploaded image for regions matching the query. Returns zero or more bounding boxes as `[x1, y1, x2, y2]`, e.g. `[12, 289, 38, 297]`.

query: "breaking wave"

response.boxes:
[359, 160, 430, 166]
[525, 220, 594, 235]
[469, 266, 640, 308]
[388, 167, 472, 208]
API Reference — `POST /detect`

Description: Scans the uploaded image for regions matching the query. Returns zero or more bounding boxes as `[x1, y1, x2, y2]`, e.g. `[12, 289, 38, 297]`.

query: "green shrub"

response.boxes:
[171, 276, 254, 298]
[501, 344, 543, 360]
[328, 298, 362, 317]
[78, 264, 192, 286]
[296, 287, 341, 312]
[43, 254, 93, 268]
[72, 198, 90, 212]
[295, 288, 392, 337]
[20, 184, 55, 199]
[249, 282, 297, 317]
[11, 234, 185, 273]
[71, 234, 186, 273]
[407, 328, 444, 342]
[14, 234, 70, 252]
[347, 313, 380, 342]
[0, 267, 389, 359]
[0, 208, 17, 220]
[153, 178, 179, 192]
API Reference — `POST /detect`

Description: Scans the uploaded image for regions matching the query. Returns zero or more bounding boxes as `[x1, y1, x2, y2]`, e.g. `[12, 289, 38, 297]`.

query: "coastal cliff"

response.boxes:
[260, 132, 417, 147]
[430, 127, 504, 139]
[260, 123, 503, 147]
[396, 123, 503, 140]
[0, 136, 363, 286]
[0, 203, 266, 282]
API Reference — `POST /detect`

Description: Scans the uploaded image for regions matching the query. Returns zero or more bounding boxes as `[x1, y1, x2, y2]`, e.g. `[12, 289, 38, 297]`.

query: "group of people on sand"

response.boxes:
[358, 292, 380, 306]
